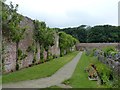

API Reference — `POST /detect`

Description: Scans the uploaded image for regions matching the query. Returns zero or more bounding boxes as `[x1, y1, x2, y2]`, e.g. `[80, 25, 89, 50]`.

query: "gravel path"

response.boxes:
[56, 84, 72, 88]
[3, 52, 82, 88]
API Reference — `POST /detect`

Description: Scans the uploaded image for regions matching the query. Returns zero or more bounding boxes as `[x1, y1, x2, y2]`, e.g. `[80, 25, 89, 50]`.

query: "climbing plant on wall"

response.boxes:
[34, 20, 55, 61]
[59, 32, 79, 56]
[34, 20, 46, 61]
[43, 27, 55, 60]
[2, 2, 26, 70]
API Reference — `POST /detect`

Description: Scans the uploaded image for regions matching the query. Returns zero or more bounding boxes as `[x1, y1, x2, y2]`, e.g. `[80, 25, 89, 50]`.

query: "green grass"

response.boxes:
[3, 51, 79, 84]
[64, 52, 107, 88]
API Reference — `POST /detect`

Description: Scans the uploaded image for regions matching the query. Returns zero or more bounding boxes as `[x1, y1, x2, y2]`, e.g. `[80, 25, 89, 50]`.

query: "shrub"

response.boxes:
[48, 52, 53, 60]
[89, 48, 97, 56]
[40, 47, 44, 60]
[96, 63, 113, 87]
[102, 46, 117, 57]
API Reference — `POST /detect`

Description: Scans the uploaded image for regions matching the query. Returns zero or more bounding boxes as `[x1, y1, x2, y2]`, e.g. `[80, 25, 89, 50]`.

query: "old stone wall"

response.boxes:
[49, 32, 60, 57]
[3, 40, 16, 73]
[2, 16, 60, 73]
[76, 43, 119, 51]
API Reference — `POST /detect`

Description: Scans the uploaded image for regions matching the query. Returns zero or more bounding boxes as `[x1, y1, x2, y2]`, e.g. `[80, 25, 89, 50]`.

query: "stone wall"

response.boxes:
[2, 16, 60, 73]
[86, 49, 120, 75]
[49, 32, 60, 57]
[3, 40, 16, 73]
[76, 43, 119, 51]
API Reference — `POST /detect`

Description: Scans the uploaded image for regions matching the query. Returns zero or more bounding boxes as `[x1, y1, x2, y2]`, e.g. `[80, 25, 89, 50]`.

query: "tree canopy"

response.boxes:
[60, 25, 120, 43]
[59, 31, 79, 56]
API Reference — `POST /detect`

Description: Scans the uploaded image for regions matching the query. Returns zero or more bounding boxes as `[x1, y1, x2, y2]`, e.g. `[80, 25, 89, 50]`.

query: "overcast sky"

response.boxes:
[5, 0, 119, 28]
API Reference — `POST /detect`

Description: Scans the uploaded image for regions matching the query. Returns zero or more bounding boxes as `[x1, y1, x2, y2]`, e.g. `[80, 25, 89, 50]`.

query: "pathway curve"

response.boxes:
[3, 52, 82, 88]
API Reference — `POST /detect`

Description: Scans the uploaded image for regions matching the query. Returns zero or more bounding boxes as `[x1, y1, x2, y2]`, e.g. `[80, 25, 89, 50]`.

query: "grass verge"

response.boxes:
[63, 52, 109, 88]
[3, 51, 79, 84]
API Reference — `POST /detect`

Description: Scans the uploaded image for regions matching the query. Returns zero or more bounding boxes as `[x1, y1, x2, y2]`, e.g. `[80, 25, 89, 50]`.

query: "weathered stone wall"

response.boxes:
[2, 16, 60, 73]
[76, 43, 119, 51]
[85, 49, 120, 75]
[18, 17, 35, 69]
[49, 32, 60, 57]
[3, 16, 35, 73]
[3, 40, 16, 73]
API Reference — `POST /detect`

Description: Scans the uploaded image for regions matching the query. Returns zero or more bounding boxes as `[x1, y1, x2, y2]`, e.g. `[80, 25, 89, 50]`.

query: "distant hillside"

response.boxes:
[59, 25, 120, 43]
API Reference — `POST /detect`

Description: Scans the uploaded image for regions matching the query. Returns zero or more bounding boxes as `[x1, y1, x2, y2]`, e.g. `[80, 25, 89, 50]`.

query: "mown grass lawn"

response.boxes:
[3, 51, 79, 84]
[64, 52, 107, 88]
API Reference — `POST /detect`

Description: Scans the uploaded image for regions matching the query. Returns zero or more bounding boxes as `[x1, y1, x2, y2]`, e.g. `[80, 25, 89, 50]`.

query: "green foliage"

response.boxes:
[96, 63, 113, 87]
[60, 25, 87, 42]
[40, 46, 44, 60]
[89, 48, 97, 56]
[65, 52, 98, 88]
[63, 79, 70, 85]
[2, 2, 26, 42]
[26, 45, 34, 52]
[60, 25, 120, 43]
[2, 2, 26, 71]
[18, 49, 27, 60]
[44, 27, 55, 51]
[102, 46, 117, 57]
[33, 20, 55, 60]
[67, 52, 116, 88]
[87, 50, 117, 87]
[0, 0, 6, 2]
[47, 52, 53, 60]
[59, 32, 79, 56]
[33, 20, 46, 44]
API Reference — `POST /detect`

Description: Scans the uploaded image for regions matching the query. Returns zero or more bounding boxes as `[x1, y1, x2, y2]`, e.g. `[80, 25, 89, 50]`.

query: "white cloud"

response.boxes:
[5, 0, 119, 28]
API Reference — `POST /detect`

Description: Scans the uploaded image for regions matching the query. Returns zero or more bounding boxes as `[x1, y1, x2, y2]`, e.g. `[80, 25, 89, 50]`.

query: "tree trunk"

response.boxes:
[16, 41, 19, 70]
[46, 49, 49, 61]
[39, 43, 44, 62]
[39, 43, 42, 63]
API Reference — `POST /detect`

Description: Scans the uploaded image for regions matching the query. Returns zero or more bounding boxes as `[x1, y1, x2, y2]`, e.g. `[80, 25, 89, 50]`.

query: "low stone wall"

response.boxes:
[76, 43, 119, 51]
[86, 49, 120, 75]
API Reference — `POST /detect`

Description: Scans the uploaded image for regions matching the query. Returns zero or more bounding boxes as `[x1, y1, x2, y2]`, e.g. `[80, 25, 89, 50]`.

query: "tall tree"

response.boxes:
[59, 31, 79, 56]
[60, 25, 119, 43]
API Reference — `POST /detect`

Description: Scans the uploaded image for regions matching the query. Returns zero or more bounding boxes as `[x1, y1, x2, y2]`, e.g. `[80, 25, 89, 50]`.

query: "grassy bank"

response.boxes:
[64, 52, 110, 88]
[3, 51, 79, 84]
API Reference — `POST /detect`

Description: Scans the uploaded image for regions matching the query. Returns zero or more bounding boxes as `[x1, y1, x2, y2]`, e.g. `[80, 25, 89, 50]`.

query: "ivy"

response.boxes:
[18, 49, 27, 61]
[26, 46, 33, 52]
